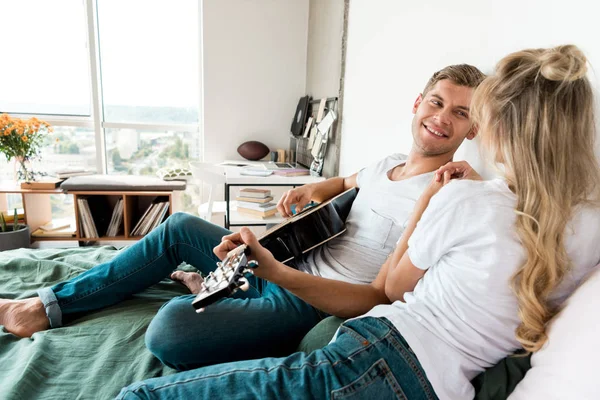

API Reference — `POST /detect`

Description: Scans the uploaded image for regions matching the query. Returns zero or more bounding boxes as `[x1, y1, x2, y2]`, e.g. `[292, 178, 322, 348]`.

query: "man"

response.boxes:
[0, 64, 484, 371]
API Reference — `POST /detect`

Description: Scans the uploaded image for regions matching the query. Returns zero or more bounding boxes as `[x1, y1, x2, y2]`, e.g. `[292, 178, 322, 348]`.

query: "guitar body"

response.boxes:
[191, 187, 358, 310]
[259, 187, 358, 263]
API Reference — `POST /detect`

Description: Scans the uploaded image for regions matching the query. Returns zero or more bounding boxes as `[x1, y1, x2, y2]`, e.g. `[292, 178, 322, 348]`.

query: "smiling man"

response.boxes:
[0, 64, 485, 374]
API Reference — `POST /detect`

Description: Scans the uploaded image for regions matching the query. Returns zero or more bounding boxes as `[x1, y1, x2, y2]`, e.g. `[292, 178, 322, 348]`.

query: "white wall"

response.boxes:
[202, 0, 309, 163]
[339, 0, 600, 176]
[306, 0, 344, 99]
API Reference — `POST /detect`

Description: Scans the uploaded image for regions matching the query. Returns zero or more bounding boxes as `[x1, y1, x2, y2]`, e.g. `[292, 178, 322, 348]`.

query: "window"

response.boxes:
[0, 1, 91, 116]
[0, 0, 202, 214]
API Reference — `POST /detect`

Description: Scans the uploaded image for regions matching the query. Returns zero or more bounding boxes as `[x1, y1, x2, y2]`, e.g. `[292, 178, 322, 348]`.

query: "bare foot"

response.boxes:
[170, 271, 204, 294]
[0, 298, 50, 338]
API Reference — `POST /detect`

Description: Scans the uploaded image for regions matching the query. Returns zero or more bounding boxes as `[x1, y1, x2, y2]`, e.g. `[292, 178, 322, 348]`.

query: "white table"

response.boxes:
[221, 163, 325, 229]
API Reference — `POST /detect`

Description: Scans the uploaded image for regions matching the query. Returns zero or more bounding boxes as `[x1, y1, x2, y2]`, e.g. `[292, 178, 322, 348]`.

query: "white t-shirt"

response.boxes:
[357, 178, 600, 400]
[303, 154, 433, 284]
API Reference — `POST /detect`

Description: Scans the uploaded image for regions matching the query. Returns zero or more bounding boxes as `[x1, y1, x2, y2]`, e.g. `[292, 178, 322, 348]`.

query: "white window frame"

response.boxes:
[7, 0, 204, 174]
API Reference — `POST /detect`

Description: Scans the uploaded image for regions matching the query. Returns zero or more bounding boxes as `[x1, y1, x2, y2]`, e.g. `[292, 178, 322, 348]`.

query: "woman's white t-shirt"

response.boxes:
[358, 178, 600, 399]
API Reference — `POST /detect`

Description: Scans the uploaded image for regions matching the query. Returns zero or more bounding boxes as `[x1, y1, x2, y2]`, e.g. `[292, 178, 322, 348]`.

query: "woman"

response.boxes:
[117, 45, 600, 400]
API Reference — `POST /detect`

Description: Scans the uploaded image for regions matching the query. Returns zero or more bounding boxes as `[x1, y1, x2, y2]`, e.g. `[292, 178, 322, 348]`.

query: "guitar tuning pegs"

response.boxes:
[247, 260, 259, 269]
[216, 262, 223, 268]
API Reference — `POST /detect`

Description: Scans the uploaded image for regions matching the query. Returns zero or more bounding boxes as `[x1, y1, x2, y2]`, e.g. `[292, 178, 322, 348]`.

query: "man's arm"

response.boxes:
[215, 225, 389, 318]
[262, 255, 391, 318]
[277, 174, 357, 217]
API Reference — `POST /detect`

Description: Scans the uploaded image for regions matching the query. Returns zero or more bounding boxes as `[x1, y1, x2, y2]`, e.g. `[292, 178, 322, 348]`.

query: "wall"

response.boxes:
[306, 0, 344, 99]
[305, 0, 346, 177]
[338, 0, 600, 176]
[202, 0, 309, 163]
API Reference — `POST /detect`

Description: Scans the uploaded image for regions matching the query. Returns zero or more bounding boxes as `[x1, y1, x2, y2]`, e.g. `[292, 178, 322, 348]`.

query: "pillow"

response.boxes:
[296, 316, 345, 353]
[508, 265, 600, 400]
[61, 175, 186, 191]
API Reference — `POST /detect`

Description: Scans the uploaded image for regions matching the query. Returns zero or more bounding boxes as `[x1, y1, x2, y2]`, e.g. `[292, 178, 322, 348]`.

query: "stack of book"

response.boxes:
[105, 199, 124, 237]
[273, 167, 309, 177]
[236, 188, 278, 218]
[31, 218, 76, 238]
[131, 201, 170, 236]
[77, 198, 99, 238]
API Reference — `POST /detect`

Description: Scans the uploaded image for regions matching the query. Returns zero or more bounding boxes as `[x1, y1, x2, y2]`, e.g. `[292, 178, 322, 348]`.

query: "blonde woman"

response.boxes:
[117, 45, 600, 400]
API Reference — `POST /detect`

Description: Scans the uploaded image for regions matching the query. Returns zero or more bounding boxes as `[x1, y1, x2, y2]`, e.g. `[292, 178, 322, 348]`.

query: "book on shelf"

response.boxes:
[131, 201, 170, 236]
[273, 168, 309, 177]
[236, 201, 277, 218]
[32, 224, 76, 238]
[235, 195, 274, 204]
[147, 203, 170, 234]
[20, 178, 64, 190]
[236, 207, 278, 219]
[39, 218, 74, 232]
[1, 208, 24, 223]
[138, 203, 162, 236]
[236, 201, 277, 210]
[238, 188, 271, 198]
[77, 198, 99, 239]
[130, 203, 156, 236]
[105, 199, 124, 237]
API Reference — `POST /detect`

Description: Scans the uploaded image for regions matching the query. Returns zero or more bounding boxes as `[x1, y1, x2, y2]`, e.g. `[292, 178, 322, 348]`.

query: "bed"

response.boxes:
[0, 246, 185, 399]
[0, 246, 530, 400]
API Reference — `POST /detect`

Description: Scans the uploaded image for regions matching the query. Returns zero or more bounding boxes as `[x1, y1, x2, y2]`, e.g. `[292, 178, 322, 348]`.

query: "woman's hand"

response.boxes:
[213, 228, 281, 280]
[422, 168, 452, 200]
[434, 161, 482, 182]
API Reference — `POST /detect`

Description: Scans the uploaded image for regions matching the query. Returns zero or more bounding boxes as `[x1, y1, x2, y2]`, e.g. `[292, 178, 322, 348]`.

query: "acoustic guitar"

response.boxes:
[191, 187, 357, 311]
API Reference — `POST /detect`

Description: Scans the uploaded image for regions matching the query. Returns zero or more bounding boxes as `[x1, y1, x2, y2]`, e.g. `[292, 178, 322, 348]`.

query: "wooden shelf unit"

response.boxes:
[0, 182, 175, 242]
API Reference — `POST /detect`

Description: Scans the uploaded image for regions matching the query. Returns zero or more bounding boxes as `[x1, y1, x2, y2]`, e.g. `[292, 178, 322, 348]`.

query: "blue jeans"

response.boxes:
[116, 317, 439, 400]
[37, 213, 326, 370]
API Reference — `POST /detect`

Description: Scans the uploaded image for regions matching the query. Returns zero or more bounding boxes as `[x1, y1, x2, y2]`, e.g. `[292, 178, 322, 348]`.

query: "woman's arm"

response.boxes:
[383, 170, 454, 302]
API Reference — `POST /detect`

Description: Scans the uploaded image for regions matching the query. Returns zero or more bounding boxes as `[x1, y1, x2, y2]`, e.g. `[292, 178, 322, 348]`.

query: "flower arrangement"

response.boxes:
[0, 113, 52, 181]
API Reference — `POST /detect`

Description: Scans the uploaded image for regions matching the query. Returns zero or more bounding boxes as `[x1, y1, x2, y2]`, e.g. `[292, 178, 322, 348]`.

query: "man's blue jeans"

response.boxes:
[116, 317, 439, 400]
[37, 213, 327, 370]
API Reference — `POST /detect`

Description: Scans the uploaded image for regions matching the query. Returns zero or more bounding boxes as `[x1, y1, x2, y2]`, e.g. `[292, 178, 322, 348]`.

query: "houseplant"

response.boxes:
[0, 209, 30, 251]
[0, 113, 52, 182]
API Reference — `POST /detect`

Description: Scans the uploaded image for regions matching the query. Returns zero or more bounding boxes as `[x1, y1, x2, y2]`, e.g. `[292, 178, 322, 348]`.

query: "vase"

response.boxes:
[0, 225, 30, 251]
[13, 157, 34, 182]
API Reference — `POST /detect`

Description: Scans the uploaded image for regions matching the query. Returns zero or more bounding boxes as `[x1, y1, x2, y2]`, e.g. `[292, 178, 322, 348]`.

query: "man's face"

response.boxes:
[411, 79, 476, 156]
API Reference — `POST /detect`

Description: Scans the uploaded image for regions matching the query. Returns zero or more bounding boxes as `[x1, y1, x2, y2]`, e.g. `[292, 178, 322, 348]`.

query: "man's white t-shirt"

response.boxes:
[302, 154, 433, 284]
[357, 178, 600, 399]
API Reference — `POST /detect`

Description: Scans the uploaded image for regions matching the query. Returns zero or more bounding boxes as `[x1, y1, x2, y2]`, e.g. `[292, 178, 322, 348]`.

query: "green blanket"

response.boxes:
[0, 246, 192, 400]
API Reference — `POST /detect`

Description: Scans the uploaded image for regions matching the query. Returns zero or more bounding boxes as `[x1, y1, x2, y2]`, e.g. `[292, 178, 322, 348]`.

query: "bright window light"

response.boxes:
[0, 1, 91, 116]
[97, 0, 200, 125]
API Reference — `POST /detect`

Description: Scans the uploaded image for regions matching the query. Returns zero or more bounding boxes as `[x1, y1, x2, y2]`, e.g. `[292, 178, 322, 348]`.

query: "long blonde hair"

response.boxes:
[471, 45, 600, 353]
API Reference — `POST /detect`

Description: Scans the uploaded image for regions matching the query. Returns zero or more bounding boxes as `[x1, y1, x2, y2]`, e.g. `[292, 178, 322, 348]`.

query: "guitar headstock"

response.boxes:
[191, 245, 255, 311]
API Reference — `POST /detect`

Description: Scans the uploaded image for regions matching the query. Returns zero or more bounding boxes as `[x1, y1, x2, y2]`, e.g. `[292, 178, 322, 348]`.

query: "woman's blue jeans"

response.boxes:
[37, 213, 327, 370]
[116, 317, 439, 400]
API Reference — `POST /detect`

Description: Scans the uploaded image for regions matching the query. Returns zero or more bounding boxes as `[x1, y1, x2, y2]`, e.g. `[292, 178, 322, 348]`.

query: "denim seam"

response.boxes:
[337, 324, 436, 400]
[338, 325, 369, 345]
[331, 358, 407, 400]
[137, 360, 335, 394]
[388, 335, 437, 400]
[61, 241, 201, 307]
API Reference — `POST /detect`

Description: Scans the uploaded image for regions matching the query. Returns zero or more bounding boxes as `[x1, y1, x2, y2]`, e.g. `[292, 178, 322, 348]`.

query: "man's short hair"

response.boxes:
[422, 64, 486, 95]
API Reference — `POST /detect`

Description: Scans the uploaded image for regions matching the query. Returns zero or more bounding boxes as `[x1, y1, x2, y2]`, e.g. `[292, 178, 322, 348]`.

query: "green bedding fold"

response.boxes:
[0, 246, 192, 400]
